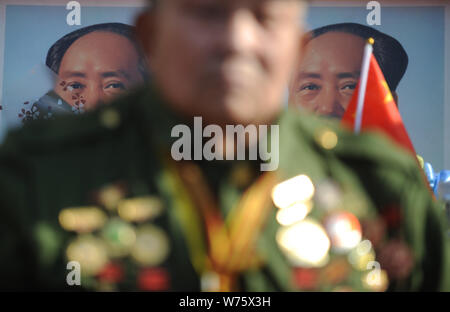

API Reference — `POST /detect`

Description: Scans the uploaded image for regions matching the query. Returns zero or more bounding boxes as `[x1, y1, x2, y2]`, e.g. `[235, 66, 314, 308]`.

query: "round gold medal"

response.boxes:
[131, 225, 170, 266]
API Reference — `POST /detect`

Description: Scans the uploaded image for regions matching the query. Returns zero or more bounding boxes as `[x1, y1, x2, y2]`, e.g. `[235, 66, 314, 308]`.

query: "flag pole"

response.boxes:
[354, 38, 374, 134]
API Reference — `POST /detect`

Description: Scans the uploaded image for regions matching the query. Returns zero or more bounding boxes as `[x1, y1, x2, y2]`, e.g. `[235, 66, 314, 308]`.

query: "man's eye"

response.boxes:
[68, 82, 84, 90]
[105, 82, 126, 90]
[300, 84, 321, 92]
[340, 83, 357, 90]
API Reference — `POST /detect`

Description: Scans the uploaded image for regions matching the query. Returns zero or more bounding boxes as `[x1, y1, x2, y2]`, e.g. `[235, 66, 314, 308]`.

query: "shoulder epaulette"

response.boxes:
[280, 108, 421, 180]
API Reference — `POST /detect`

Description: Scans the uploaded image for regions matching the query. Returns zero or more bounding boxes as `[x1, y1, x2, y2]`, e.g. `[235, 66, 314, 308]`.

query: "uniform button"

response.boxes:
[315, 128, 338, 150]
[100, 108, 121, 129]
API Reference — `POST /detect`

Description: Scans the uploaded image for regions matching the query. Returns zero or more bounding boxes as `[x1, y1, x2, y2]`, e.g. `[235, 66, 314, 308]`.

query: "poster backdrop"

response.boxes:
[306, 3, 447, 171]
[0, 1, 145, 140]
[0, 1, 448, 171]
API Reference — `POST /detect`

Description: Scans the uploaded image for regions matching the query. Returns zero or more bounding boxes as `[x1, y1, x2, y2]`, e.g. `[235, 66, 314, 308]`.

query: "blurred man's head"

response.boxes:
[137, 0, 307, 127]
[47, 23, 147, 111]
[289, 23, 409, 118]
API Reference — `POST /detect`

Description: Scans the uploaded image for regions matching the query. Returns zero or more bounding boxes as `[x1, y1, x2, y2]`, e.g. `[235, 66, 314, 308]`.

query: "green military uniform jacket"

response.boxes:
[0, 84, 449, 291]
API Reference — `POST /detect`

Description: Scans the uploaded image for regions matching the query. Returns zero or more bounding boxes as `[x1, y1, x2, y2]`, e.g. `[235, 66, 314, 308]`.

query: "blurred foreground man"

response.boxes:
[0, 0, 449, 292]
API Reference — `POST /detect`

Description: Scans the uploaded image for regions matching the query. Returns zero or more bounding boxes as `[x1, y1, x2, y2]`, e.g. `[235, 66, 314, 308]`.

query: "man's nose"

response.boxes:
[221, 9, 260, 56]
[314, 88, 344, 118]
[84, 86, 103, 110]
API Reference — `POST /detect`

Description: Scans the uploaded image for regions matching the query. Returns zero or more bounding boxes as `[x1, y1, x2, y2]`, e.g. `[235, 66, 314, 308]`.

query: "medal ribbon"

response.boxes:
[164, 157, 277, 291]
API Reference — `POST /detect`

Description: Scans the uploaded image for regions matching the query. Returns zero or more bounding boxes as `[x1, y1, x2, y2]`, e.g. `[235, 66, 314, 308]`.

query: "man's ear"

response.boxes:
[135, 11, 156, 68]
[392, 91, 399, 107]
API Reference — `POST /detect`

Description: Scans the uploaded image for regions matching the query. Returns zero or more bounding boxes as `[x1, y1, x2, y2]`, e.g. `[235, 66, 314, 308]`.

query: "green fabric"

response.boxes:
[0, 84, 448, 291]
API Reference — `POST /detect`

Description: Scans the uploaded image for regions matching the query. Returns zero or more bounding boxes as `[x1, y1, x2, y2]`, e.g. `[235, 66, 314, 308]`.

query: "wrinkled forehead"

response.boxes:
[308, 32, 365, 51]
[59, 32, 140, 75]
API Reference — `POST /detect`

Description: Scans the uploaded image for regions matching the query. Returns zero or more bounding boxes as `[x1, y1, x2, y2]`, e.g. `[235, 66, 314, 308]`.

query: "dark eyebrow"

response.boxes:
[61, 71, 86, 78]
[101, 70, 130, 80]
[297, 72, 322, 80]
[337, 72, 360, 79]
[297, 72, 361, 80]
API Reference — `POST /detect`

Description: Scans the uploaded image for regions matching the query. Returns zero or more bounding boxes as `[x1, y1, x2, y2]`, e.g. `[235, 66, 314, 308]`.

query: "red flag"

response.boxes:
[341, 54, 416, 156]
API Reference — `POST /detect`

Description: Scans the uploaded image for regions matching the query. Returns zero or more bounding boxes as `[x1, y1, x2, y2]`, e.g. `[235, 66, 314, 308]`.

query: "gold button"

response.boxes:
[316, 129, 338, 150]
[100, 109, 121, 129]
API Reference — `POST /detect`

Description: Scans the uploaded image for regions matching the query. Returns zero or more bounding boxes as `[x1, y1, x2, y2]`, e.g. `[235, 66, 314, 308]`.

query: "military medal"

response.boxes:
[362, 268, 389, 292]
[347, 240, 376, 271]
[66, 235, 109, 276]
[324, 212, 362, 253]
[201, 271, 221, 292]
[96, 262, 125, 284]
[272, 174, 315, 227]
[97, 183, 126, 211]
[276, 201, 312, 227]
[131, 225, 170, 267]
[165, 157, 277, 291]
[276, 218, 330, 268]
[314, 180, 342, 212]
[293, 267, 320, 290]
[101, 218, 136, 258]
[117, 196, 164, 223]
[59, 206, 107, 233]
[138, 268, 170, 291]
[271, 174, 315, 210]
